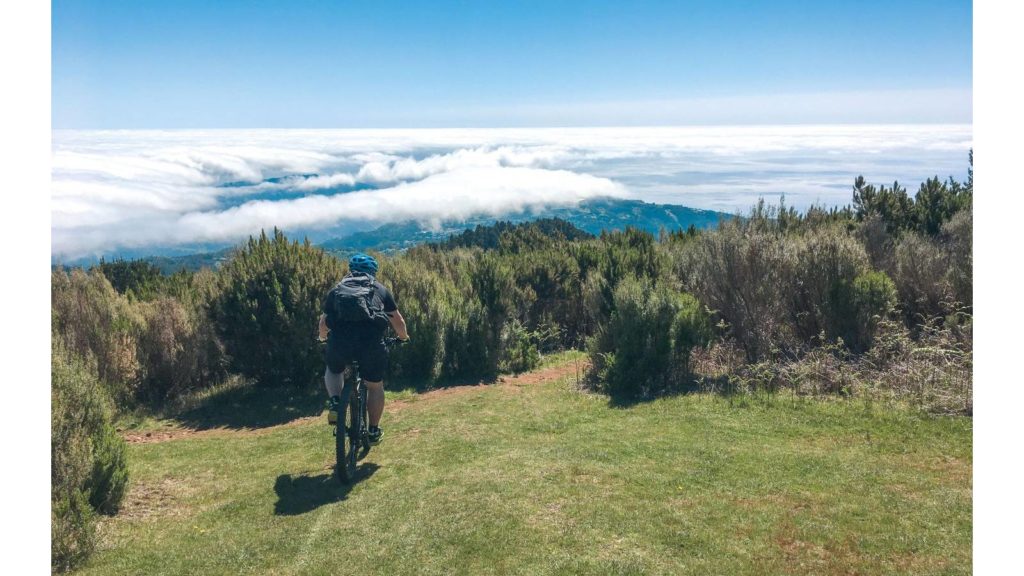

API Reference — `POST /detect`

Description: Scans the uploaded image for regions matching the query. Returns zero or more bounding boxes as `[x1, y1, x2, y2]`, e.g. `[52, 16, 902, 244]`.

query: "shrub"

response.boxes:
[892, 233, 951, 324]
[914, 176, 971, 236]
[586, 228, 666, 326]
[138, 298, 196, 401]
[840, 271, 898, 352]
[212, 230, 342, 387]
[382, 245, 561, 385]
[465, 252, 520, 378]
[52, 489, 94, 573]
[499, 319, 542, 374]
[587, 278, 712, 399]
[866, 316, 972, 415]
[677, 219, 794, 361]
[52, 337, 129, 571]
[856, 213, 894, 272]
[508, 247, 585, 348]
[788, 226, 870, 346]
[672, 291, 716, 374]
[719, 315, 971, 415]
[380, 253, 457, 384]
[51, 268, 144, 404]
[446, 298, 499, 381]
[852, 177, 915, 233]
[87, 423, 129, 515]
[97, 258, 164, 300]
[942, 207, 972, 310]
[136, 295, 226, 403]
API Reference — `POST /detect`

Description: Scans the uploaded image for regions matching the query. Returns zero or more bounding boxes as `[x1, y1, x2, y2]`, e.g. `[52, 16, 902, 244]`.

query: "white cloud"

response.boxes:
[353, 145, 570, 185]
[51, 125, 972, 259]
[51, 163, 626, 258]
[291, 172, 357, 190]
[176, 167, 625, 241]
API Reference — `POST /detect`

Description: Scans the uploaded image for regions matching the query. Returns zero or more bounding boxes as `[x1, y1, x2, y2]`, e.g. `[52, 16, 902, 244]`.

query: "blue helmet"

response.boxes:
[348, 253, 379, 276]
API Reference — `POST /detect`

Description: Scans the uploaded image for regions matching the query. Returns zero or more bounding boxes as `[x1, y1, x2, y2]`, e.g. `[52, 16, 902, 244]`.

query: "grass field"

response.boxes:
[81, 352, 971, 575]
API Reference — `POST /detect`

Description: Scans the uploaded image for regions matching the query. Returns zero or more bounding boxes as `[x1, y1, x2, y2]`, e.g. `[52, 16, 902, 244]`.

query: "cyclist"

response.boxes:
[319, 253, 408, 445]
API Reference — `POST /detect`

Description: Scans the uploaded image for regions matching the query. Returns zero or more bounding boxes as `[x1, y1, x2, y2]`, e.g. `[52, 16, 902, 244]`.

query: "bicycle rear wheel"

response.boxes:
[335, 394, 358, 483]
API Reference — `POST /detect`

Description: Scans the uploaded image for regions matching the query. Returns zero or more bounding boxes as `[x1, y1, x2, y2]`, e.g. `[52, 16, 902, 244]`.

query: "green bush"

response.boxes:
[87, 423, 129, 515]
[380, 251, 458, 384]
[587, 277, 712, 399]
[843, 268, 901, 350]
[212, 229, 342, 387]
[856, 213, 894, 272]
[942, 207, 972, 310]
[441, 251, 524, 381]
[137, 295, 226, 403]
[676, 218, 794, 361]
[583, 228, 665, 328]
[52, 489, 94, 573]
[788, 227, 870, 346]
[97, 258, 165, 300]
[914, 176, 971, 236]
[51, 268, 144, 404]
[499, 319, 541, 374]
[892, 232, 951, 324]
[52, 337, 129, 572]
[507, 247, 584, 348]
[672, 291, 715, 374]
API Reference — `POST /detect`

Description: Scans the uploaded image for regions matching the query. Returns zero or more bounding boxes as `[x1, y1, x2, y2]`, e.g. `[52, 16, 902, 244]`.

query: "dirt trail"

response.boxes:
[122, 358, 586, 445]
[388, 359, 585, 412]
[121, 414, 318, 444]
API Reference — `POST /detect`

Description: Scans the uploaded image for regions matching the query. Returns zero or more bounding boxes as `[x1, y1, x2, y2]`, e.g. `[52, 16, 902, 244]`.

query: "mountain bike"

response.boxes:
[334, 336, 405, 483]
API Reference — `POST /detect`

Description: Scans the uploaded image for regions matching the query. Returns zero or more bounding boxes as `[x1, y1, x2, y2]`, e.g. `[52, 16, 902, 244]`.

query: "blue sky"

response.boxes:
[52, 0, 972, 128]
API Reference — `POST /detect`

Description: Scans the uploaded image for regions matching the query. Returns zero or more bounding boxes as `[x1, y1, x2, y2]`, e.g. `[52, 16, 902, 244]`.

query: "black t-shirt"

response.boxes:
[322, 274, 398, 331]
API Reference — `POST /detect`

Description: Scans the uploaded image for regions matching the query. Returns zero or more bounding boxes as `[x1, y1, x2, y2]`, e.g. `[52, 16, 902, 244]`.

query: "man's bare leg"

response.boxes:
[364, 380, 385, 427]
[324, 367, 344, 398]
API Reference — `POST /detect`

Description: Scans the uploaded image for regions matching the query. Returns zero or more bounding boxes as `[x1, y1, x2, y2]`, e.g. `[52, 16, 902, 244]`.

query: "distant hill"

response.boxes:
[534, 197, 727, 236]
[59, 197, 730, 272]
[139, 248, 237, 275]
[320, 197, 729, 254]
[53, 244, 236, 273]
[437, 218, 595, 251]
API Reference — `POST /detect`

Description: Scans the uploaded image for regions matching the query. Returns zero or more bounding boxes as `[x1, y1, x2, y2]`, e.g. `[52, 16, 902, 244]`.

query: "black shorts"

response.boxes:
[325, 331, 388, 382]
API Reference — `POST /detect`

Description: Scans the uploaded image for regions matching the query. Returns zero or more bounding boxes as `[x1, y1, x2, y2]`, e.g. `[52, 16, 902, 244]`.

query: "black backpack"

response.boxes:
[329, 274, 388, 326]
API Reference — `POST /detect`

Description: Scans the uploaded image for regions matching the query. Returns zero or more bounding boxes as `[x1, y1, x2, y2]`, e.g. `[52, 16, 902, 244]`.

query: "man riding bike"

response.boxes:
[319, 253, 409, 445]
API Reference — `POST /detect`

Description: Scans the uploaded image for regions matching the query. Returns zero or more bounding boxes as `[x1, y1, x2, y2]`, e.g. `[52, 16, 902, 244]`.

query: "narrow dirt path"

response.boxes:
[122, 358, 587, 444]
[390, 359, 586, 410]
[120, 414, 319, 444]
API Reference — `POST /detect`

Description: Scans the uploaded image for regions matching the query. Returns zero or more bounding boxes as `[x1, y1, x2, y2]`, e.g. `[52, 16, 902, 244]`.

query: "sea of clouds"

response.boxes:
[52, 125, 972, 260]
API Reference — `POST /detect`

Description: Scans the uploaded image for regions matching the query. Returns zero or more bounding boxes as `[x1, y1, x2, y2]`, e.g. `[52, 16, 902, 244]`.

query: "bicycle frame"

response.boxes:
[331, 336, 404, 483]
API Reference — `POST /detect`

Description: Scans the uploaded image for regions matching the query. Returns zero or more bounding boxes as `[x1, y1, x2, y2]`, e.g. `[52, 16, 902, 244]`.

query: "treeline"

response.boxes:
[436, 217, 595, 251]
[52, 168, 973, 404]
[51, 163, 972, 570]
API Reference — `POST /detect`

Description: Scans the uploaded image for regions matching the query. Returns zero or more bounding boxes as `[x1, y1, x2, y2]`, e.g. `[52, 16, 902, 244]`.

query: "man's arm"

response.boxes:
[388, 309, 409, 341]
[318, 313, 329, 342]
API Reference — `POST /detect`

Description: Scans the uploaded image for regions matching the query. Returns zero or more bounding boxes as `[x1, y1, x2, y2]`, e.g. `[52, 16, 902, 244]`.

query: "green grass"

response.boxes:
[83, 355, 971, 575]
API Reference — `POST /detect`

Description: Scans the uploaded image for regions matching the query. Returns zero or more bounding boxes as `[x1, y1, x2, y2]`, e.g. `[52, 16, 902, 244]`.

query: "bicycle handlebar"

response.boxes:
[317, 334, 408, 346]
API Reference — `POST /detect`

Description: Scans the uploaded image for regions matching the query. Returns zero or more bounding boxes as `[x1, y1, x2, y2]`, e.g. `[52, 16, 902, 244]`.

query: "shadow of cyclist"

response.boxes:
[273, 463, 379, 516]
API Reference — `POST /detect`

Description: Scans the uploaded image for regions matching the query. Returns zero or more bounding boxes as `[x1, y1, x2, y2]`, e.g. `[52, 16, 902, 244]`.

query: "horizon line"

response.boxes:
[52, 121, 974, 132]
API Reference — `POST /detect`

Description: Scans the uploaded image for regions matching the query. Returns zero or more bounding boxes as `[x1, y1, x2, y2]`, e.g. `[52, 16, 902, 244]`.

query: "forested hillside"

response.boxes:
[63, 197, 729, 272]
